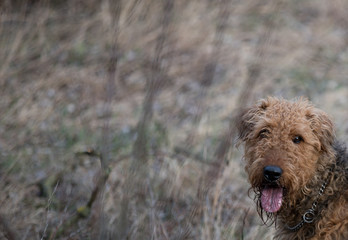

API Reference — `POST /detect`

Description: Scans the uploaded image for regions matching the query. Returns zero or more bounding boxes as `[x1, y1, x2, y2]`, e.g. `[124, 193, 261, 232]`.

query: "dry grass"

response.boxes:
[1, 0, 348, 239]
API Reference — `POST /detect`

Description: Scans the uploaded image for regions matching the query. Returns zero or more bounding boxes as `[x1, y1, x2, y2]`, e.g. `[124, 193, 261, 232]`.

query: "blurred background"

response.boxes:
[1, 0, 348, 239]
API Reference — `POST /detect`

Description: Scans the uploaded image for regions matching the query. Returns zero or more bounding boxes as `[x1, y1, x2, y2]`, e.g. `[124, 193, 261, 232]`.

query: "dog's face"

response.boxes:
[237, 97, 334, 216]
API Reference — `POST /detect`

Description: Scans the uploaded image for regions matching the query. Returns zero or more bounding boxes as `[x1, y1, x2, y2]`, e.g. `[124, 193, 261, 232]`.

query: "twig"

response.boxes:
[51, 149, 110, 238]
[41, 180, 60, 240]
[241, 208, 250, 240]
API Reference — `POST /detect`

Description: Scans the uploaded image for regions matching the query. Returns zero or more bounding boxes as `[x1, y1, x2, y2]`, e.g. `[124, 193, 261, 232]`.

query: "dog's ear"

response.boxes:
[236, 108, 254, 142]
[236, 99, 269, 142]
[306, 108, 335, 152]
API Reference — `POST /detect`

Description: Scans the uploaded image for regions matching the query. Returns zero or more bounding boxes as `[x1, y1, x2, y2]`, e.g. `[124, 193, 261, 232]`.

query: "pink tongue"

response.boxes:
[261, 187, 283, 213]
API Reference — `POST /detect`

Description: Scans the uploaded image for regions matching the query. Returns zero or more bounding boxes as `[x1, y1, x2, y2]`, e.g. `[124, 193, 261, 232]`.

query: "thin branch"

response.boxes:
[51, 149, 112, 238]
[41, 181, 60, 240]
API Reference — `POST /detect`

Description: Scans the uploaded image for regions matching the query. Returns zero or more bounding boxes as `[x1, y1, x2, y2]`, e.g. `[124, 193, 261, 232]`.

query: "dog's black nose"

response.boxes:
[263, 165, 283, 182]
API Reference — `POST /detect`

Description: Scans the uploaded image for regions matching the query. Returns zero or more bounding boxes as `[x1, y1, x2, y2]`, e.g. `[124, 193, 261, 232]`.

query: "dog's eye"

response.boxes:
[292, 136, 303, 144]
[259, 129, 270, 139]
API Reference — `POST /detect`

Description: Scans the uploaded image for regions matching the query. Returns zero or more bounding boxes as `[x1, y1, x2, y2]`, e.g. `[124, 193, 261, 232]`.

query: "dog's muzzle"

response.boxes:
[261, 165, 284, 213]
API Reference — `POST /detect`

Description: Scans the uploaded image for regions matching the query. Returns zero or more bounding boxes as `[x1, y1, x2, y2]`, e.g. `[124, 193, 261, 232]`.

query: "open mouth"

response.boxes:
[260, 185, 284, 213]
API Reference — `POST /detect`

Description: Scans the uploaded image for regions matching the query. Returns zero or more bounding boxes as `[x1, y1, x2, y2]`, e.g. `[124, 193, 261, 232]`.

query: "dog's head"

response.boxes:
[236, 97, 335, 220]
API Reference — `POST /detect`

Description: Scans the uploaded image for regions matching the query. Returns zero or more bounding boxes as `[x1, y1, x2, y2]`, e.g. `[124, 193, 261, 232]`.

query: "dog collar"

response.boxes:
[285, 171, 331, 232]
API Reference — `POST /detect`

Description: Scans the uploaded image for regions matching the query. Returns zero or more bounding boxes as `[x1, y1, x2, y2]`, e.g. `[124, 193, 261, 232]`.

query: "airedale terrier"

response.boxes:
[237, 97, 348, 239]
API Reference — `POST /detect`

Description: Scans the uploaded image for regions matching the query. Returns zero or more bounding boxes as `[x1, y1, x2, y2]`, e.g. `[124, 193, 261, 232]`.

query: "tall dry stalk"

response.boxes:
[183, 0, 284, 238]
[184, 0, 230, 146]
[132, 0, 173, 164]
[176, 0, 232, 237]
[117, 0, 174, 239]
[89, 0, 123, 239]
[212, 0, 284, 186]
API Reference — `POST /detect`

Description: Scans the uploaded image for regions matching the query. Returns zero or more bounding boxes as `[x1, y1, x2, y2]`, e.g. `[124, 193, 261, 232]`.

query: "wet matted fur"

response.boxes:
[237, 97, 348, 239]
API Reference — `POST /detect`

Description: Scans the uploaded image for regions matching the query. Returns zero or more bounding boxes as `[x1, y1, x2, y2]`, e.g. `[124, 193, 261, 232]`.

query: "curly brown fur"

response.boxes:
[237, 97, 348, 240]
